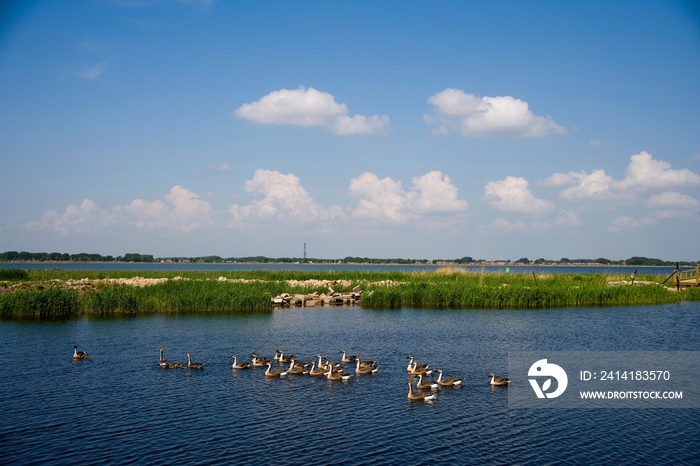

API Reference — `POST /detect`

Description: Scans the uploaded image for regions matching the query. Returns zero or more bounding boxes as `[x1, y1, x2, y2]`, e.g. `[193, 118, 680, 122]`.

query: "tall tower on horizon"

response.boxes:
[303, 242, 306, 261]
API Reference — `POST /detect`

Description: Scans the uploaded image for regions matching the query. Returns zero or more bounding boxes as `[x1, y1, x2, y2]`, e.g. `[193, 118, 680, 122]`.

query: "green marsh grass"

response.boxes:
[1, 269, 697, 317]
[0, 268, 29, 281]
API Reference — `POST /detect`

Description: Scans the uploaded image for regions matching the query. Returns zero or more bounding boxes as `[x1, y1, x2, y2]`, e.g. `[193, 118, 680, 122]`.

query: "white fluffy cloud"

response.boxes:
[541, 169, 615, 200]
[645, 192, 698, 219]
[27, 199, 122, 234]
[646, 192, 698, 209]
[348, 171, 468, 224]
[229, 169, 343, 230]
[423, 89, 566, 137]
[541, 152, 700, 200]
[482, 176, 555, 214]
[125, 186, 214, 232]
[233, 87, 389, 135]
[615, 151, 700, 190]
[27, 186, 215, 234]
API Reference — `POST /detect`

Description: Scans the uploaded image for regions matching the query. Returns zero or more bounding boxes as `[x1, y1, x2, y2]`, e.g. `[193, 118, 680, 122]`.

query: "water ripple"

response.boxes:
[1, 303, 699, 464]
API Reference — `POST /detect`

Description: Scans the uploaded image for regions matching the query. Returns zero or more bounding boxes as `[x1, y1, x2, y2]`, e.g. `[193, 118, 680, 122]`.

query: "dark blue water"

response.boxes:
[1, 303, 699, 465]
[0, 262, 682, 275]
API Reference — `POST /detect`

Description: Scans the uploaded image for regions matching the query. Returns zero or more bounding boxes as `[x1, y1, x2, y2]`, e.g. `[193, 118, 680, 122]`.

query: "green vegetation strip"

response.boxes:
[1, 269, 698, 317]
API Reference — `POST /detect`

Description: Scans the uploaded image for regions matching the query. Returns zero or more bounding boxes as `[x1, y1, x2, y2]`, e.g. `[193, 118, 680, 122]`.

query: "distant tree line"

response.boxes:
[0, 251, 697, 265]
[0, 251, 154, 262]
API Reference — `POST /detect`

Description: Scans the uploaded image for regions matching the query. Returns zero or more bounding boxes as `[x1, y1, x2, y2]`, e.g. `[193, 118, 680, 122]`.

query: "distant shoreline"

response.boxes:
[0, 261, 693, 267]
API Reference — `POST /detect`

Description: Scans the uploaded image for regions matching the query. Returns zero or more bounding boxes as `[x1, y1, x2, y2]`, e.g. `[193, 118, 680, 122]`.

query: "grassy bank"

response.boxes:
[1, 269, 698, 317]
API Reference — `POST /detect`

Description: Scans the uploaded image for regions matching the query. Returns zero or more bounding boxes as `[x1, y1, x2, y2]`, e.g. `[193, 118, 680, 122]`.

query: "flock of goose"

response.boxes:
[72, 345, 512, 402]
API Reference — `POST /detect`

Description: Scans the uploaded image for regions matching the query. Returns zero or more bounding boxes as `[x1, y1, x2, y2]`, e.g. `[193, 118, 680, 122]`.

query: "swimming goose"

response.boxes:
[326, 366, 352, 381]
[309, 361, 328, 377]
[276, 350, 294, 363]
[408, 362, 432, 377]
[407, 381, 436, 402]
[315, 354, 331, 372]
[73, 345, 89, 360]
[406, 356, 428, 372]
[355, 358, 379, 375]
[251, 352, 271, 367]
[488, 372, 511, 386]
[288, 358, 310, 375]
[340, 350, 358, 363]
[273, 349, 282, 361]
[264, 361, 289, 378]
[167, 362, 186, 369]
[186, 353, 204, 369]
[157, 348, 169, 367]
[436, 369, 462, 387]
[324, 357, 342, 370]
[416, 374, 439, 390]
[231, 356, 251, 370]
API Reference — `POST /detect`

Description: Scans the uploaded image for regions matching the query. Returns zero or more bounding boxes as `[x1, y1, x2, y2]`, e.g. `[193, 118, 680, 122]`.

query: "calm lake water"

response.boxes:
[2, 303, 699, 465]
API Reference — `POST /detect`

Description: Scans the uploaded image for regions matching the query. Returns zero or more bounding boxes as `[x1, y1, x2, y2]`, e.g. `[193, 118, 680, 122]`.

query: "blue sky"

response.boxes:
[1, 0, 699, 261]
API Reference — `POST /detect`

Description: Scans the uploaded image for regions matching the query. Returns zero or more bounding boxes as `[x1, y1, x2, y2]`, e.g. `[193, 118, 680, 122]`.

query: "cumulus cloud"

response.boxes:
[423, 89, 566, 137]
[348, 173, 414, 223]
[541, 169, 615, 201]
[26, 186, 215, 235]
[27, 199, 122, 234]
[126, 186, 214, 232]
[646, 192, 698, 209]
[645, 192, 698, 219]
[614, 151, 700, 191]
[541, 152, 700, 201]
[348, 171, 468, 224]
[410, 171, 469, 214]
[229, 169, 343, 231]
[123, 199, 169, 230]
[233, 87, 389, 135]
[482, 176, 555, 214]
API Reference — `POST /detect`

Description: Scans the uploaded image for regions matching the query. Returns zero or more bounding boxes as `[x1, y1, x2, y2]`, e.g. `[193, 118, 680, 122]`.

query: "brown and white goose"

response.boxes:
[355, 358, 379, 375]
[406, 356, 428, 372]
[326, 366, 352, 381]
[436, 369, 462, 387]
[309, 361, 327, 377]
[73, 345, 89, 360]
[488, 372, 511, 386]
[408, 362, 432, 377]
[186, 353, 204, 369]
[288, 358, 310, 375]
[276, 350, 294, 363]
[416, 374, 439, 390]
[340, 350, 358, 363]
[315, 354, 331, 372]
[264, 361, 289, 378]
[157, 348, 169, 367]
[231, 356, 251, 370]
[407, 381, 436, 402]
[251, 352, 271, 367]
[324, 357, 342, 371]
